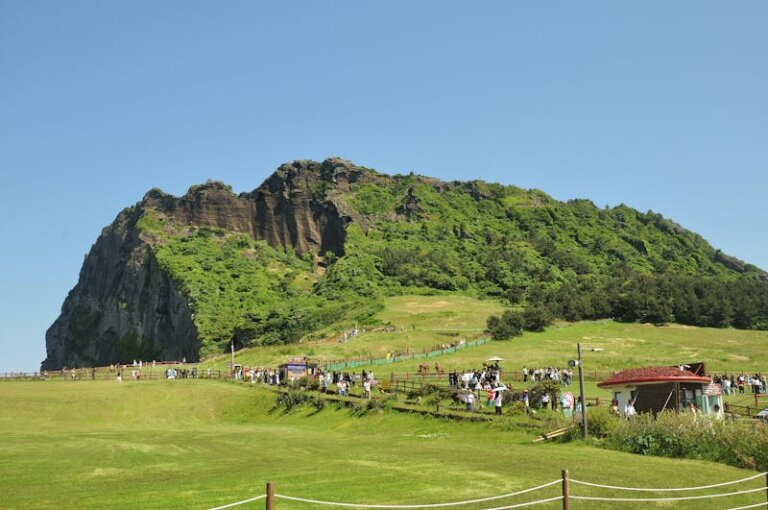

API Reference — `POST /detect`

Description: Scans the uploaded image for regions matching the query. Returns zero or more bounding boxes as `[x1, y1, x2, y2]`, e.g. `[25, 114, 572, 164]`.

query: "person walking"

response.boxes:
[494, 389, 503, 415]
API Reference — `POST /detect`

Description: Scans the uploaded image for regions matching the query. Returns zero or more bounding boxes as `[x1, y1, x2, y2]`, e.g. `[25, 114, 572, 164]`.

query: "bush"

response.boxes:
[312, 397, 326, 411]
[273, 389, 326, 413]
[273, 389, 313, 411]
[602, 411, 768, 470]
[487, 310, 524, 340]
[583, 407, 621, 439]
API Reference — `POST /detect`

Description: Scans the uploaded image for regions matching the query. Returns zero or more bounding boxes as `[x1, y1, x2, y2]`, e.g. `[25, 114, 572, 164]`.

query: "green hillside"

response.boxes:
[134, 160, 768, 357]
[1, 380, 763, 509]
[199, 295, 767, 374]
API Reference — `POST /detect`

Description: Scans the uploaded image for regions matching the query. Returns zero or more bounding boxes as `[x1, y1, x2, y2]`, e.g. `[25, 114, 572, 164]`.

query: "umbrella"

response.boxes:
[486, 356, 504, 362]
[757, 409, 768, 418]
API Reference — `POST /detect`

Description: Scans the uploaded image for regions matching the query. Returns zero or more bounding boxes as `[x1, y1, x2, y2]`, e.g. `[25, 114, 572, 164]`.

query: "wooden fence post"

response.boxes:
[266, 481, 275, 510]
[561, 469, 570, 510]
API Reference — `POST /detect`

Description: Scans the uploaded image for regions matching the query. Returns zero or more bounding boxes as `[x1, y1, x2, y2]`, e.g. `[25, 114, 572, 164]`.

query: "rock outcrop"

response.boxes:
[42, 206, 199, 370]
[42, 158, 372, 369]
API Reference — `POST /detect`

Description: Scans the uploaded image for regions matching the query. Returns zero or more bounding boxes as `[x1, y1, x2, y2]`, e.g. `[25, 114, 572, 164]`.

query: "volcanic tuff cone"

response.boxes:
[43, 158, 767, 370]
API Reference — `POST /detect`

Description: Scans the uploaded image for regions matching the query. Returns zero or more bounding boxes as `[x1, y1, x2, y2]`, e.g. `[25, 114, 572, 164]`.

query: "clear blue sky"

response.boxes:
[1, 1, 766, 372]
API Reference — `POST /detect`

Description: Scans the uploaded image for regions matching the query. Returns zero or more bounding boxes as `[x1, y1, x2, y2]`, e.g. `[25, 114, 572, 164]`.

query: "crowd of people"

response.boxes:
[713, 373, 767, 395]
[520, 366, 574, 386]
[234, 367, 281, 385]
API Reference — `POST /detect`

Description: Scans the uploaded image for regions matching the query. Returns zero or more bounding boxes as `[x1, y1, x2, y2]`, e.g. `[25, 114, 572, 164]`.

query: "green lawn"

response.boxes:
[355, 317, 768, 375]
[200, 296, 767, 378]
[202, 295, 504, 370]
[0, 380, 764, 509]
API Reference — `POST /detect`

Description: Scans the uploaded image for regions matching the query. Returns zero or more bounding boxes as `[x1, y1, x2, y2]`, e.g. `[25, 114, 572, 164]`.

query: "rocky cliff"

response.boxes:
[43, 157, 768, 370]
[42, 158, 370, 369]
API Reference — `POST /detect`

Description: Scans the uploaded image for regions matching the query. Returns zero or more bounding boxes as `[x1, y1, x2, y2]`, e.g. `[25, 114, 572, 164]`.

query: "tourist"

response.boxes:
[722, 376, 731, 395]
[466, 391, 475, 412]
[486, 385, 494, 409]
[494, 389, 503, 415]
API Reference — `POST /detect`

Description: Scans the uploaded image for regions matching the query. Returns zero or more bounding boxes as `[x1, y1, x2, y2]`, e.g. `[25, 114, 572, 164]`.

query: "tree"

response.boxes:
[487, 310, 525, 340]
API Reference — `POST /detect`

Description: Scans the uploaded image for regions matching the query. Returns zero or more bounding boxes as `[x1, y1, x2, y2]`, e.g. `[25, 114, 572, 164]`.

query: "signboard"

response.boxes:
[286, 364, 307, 378]
[702, 383, 722, 396]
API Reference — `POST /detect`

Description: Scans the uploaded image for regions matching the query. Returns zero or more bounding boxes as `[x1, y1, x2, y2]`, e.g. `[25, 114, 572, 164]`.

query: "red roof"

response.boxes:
[598, 366, 711, 388]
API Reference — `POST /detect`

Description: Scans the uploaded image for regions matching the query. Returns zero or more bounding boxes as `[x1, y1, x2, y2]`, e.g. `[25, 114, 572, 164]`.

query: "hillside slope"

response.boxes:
[43, 158, 768, 369]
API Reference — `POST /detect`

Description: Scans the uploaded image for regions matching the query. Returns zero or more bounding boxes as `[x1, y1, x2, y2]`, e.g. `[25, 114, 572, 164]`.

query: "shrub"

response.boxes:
[312, 397, 326, 412]
[602, 411, 768, 470]
[487, 310, 524, 340]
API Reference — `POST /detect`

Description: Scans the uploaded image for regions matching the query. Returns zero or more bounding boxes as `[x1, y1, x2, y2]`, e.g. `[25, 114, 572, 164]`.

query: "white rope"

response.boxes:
[480, 495, 564, 510]
[570, 486, 766, 502]
[274, 480, 561, 508]
[207, 494, 266, 510]
[724, 503, 768, 510]
[570, 472, 767, 492]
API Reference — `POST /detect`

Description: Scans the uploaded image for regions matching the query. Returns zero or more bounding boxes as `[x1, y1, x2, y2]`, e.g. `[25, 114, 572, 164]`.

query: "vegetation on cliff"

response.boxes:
[132, 160, 767, 356]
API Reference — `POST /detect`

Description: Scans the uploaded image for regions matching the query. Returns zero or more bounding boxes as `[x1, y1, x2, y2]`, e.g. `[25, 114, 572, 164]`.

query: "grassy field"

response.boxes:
[203, 295, 768, 377]
[203, 295, 504, 370]
[0, 379, 765, 510]
[357, 319, 768, 375]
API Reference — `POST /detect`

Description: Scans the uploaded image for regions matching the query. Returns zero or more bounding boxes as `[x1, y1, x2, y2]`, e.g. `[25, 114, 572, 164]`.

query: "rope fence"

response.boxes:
[273, 480, 561, 508]
[208, 470, 768, 509]
[569, 471, 766, 492]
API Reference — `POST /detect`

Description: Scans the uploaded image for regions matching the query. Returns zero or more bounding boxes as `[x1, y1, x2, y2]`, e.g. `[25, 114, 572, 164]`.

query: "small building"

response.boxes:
[598, 363, 723, 415]
[278, 357, 319, 383]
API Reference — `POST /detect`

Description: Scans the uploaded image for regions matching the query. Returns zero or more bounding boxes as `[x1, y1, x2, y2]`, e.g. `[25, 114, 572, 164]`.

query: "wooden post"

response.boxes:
[756, 393, 760, 408]
[266, 481, 275, 510]
[561, 469, 570, 510]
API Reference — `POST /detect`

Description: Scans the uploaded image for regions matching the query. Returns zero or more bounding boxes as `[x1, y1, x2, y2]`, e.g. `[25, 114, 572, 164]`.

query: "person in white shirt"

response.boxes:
[466, 392, 475, 412]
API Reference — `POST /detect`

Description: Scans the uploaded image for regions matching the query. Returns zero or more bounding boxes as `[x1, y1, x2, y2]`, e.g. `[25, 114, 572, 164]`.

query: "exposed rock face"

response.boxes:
[42, 158, 370, 369]
[142, 158, 368, 256]
[42, 206, 199, 370]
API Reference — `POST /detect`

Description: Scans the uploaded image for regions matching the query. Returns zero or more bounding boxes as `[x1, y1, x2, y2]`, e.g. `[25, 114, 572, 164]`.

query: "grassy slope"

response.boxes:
[357, 318, 768, 374]
[202, 295, 505, 369]
[206, 295, 768, 374]
[0, 380, 764, 510]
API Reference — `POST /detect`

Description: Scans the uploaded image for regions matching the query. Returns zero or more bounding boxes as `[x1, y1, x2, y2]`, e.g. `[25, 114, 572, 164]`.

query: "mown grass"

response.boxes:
[0, 380, 764, 510]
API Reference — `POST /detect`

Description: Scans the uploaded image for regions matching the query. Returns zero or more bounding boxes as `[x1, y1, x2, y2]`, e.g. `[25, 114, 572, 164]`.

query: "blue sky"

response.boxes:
[1, 1, 766, 372]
